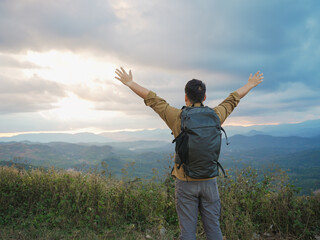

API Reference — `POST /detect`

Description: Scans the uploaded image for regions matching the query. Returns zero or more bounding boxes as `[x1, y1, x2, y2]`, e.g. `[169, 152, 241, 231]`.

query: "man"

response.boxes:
[115, 67, 263, 240]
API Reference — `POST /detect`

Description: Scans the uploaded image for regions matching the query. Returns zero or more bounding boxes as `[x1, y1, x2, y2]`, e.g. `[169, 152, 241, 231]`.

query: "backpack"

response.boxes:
[172, 105, 229, 179]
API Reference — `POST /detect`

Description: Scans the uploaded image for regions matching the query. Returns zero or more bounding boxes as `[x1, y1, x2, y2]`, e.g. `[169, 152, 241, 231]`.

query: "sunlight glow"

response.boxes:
[48, 93, 96, 121]
[14, 50, 122, 127]
[22, 50, 117, 84]
[39, 93, 121, 123]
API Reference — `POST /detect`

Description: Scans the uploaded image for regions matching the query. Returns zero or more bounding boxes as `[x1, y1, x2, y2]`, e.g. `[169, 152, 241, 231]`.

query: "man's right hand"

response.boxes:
[115, 67, 133, 87]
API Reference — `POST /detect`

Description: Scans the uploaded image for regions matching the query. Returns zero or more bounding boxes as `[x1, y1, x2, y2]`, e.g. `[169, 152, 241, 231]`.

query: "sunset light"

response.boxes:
[44, 93, 96, 121]
[16, 50, 121, 125]
[23, 50, 117, 84]
[0, 1, 319, 137]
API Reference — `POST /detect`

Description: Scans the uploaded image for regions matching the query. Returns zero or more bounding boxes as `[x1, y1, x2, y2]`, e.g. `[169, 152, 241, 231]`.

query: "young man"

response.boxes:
[115, 67, 263, 240]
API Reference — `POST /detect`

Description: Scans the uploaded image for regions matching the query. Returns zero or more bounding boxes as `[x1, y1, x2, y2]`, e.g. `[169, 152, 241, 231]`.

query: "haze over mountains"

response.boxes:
[224, 119, 320, 138]
[1, 119, 320, 143]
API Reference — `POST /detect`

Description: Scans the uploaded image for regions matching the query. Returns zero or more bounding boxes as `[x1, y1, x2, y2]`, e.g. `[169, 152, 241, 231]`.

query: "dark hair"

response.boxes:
[185, 79, 206, 104]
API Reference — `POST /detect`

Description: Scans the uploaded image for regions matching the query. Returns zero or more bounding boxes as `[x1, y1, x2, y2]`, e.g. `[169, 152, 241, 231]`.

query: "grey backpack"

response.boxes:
[172, 105, 228, 179]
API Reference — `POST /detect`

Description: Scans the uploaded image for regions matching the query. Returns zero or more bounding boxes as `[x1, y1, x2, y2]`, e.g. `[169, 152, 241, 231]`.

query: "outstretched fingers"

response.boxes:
[253, 71, 264, 80]
[258, 73, 264, 81]
[248, 70, 264, 88]
[115, 69, 122, 77]
[114, 67, 133, 87]
[116, 67, 130, 78]
[120, 67, 128, 75]
[115, 68, 121, 73]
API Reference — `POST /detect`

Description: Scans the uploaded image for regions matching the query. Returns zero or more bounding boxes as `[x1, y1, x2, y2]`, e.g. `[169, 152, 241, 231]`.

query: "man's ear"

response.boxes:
[203, 94, 206, 102]
[185, 94, 191, 106]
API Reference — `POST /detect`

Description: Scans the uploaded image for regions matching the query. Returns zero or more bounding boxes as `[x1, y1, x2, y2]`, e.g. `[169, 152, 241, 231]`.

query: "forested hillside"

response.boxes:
[1, 134, 319, 194]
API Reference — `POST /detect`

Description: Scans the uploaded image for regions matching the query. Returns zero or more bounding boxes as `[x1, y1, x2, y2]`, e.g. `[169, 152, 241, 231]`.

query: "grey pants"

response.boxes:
[175, 178, 222, 240]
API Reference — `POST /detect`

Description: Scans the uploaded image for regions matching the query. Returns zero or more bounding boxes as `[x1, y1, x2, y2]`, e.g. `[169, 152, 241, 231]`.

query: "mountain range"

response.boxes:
[1, 118, 320, 143]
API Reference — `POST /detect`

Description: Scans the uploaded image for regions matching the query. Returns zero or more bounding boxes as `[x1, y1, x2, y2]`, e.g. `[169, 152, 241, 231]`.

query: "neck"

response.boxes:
[187, 102, 202, 107]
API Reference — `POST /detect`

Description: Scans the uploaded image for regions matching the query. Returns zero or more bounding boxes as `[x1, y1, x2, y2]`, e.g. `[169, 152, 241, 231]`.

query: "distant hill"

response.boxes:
[100, 129, 172, 142]
[106, 140, 173, 153]
[224, 118, 320, 137]
[220, 134, 320, 166]
[259, 119, 320, 137]
[0, 142, 114, 168]
[0, 129, 173, 143]
[219, 134, 320, 194]
[0, 141, 172, 174]
[0, 132, 112, 143]
[222, 134, 320, 151]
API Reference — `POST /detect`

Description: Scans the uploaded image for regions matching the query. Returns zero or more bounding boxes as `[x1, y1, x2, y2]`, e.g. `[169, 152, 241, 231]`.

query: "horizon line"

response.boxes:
[1, 119, 316, 138]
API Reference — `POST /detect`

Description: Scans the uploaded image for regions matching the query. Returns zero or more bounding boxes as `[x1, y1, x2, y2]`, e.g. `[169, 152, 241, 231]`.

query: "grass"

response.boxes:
[0, 165, 319, 239]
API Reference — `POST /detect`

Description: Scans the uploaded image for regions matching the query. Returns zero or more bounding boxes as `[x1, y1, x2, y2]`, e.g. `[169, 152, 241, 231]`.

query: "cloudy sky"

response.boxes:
[0, 0, 319, 137]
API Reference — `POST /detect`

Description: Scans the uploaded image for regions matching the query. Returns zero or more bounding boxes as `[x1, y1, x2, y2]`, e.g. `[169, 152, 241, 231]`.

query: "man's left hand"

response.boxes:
[115, 67, 133, 87]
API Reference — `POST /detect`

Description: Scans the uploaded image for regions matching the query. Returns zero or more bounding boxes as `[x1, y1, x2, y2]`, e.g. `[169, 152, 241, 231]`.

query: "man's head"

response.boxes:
[185, 79, 206, 106]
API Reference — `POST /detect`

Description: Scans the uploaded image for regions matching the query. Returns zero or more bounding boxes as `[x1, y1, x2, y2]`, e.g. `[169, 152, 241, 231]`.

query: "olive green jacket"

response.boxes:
[144, 91, 240, 181]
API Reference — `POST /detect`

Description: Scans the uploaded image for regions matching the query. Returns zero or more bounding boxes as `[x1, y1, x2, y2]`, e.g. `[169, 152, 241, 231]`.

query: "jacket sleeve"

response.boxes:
[144, 91, 181, 131]
[213, 91, 240, 125]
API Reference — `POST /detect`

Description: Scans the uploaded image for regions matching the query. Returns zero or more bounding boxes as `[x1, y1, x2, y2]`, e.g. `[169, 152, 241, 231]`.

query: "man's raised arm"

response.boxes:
[214, 70, 264, 124]
[115, 67, 150, 99]
[236, 71, 264, 99]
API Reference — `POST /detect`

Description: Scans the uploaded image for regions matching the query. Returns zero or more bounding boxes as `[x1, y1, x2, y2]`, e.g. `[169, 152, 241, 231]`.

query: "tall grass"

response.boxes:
[219, 166, 320, 239]
[0, 165, 319, 239]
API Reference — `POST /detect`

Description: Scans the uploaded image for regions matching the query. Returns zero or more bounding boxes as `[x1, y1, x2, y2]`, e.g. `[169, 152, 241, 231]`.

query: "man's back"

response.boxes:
[144, 90, 240, 181]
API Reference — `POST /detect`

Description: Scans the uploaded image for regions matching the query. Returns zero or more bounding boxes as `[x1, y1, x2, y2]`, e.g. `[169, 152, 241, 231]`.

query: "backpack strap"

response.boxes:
[172, 132, 180, 169]
[217, 162, 227, 178]
[221, 127, 230, 145]
[172, 108, 188, 170]
[218, 127, 228, 178]
[172, 130, 186, 170]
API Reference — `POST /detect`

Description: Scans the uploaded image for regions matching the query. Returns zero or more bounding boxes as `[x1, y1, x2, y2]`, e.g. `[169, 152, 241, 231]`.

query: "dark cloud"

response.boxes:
[0, 0, 116, 52]
[0, 0, 319, 127]
[0, 75, 66, 114]
[227, 82, 320, 118]
[0, 0, 319, 92]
